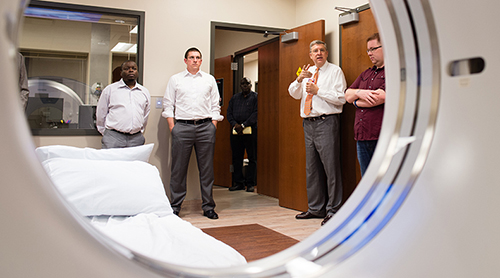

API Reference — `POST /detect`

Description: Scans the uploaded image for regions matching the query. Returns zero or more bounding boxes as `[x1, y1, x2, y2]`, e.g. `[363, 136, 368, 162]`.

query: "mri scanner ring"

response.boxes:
[0, 0, 441, 277]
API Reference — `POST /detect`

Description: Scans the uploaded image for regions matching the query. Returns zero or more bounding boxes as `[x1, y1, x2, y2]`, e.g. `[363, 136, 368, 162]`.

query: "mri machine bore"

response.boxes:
[1, 0, 499, 277]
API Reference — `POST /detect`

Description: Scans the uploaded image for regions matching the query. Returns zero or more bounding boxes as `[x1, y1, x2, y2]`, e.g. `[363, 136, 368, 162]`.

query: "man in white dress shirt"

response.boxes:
[162, 47, 223, 219]
[288, 40, 347, 226]
[96, 60, 151, 149]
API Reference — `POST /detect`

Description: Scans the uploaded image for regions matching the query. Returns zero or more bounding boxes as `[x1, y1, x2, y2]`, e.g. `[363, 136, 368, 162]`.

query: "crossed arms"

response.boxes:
[345, 88, 385, 108]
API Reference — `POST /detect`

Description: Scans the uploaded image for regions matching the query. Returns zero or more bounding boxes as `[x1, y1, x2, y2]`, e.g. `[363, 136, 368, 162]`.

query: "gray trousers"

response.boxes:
[102, 129, 145, 149]
[303, 114, 343, 216]
[169, 122, 217, 212]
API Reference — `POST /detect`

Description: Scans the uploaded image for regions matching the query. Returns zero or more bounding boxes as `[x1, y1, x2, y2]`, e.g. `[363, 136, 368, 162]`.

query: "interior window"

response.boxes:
[21, 1, 144, 135]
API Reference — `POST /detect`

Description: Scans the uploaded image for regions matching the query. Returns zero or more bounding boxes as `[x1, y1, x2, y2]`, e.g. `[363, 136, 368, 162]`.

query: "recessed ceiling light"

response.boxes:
[111, 42, 135, 53]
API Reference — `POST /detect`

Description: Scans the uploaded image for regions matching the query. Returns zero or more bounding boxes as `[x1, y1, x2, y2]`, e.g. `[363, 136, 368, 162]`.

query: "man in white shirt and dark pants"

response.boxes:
[288, 40, 347, 226]
[162, 47, 223, 219]
[96, 60, 151, 149]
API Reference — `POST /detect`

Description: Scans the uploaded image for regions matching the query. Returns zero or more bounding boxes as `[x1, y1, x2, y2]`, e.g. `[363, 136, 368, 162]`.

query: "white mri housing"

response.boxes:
[0, 0, 499, 277]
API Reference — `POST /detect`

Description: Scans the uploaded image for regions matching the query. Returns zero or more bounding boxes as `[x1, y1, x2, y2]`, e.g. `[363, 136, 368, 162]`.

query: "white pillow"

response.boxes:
[35, 144, 154, 163]
[42, 157, 173, 217]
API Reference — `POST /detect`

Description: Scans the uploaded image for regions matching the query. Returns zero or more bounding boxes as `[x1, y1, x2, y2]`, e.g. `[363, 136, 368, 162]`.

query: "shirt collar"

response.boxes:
[118, 78, 140, 90]
[315, 61, 329, 72]
[184, 69, 202, 77]
[371, 65, 385, 71]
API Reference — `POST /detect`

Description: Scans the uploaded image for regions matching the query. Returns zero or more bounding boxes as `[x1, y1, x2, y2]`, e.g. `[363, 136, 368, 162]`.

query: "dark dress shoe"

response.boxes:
[173, 210, 180, 216]
[295, 211, 323, 219]
[203, 209, 219, 219]
[321, 214, 333, 226]
[228, 185, 245, 191]
[246, 185, 255, 192]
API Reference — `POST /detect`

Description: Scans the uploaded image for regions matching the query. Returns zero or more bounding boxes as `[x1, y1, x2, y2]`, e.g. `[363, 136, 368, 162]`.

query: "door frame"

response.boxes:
[232, 37, 279, 95]
[210, 22, 284, 192]
[209, 21, 284, 76]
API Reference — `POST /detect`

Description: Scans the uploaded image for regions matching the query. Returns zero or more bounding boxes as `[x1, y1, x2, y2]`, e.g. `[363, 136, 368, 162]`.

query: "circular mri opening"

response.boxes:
[6, 0, 493, 277]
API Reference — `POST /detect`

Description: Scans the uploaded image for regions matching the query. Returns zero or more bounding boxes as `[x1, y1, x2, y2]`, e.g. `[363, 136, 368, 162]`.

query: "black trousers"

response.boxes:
[230, 130, 257, 187]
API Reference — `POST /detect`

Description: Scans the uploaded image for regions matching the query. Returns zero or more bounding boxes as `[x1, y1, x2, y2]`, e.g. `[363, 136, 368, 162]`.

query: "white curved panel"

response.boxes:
[331, 0, 500, 277]
[27, 79, 84, 123]
[1, 0, 499, 277]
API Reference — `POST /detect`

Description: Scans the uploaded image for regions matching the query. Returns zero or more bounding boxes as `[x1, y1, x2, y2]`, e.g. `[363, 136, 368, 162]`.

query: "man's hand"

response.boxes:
[297, 64, 313, 83]
[167, 117, 175, 132]
[234, 124, 243, 135]
[357, 90, 380, 106]
[305, 80, 319, 95]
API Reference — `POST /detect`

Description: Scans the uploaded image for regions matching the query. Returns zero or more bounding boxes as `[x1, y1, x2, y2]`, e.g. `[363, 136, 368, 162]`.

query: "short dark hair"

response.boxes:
[184, 47, 202, 59]
[121, 60, 137, 70]
[241, 77, 251, 84]
[367, 33, 380, 44]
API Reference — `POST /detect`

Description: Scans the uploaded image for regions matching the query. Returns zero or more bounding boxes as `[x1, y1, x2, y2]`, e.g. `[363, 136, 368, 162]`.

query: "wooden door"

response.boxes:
[256, 40, 280, 198]
[340, 7, 378, 201]
[278, 20, 325, 211]
[213, 55, 233, 187]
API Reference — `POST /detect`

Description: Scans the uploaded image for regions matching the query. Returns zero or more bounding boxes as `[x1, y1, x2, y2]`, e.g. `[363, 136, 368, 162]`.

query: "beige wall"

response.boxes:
[32, 0, 369, 202]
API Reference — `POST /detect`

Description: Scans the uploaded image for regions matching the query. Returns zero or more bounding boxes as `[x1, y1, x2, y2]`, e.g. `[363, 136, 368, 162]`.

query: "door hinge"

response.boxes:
[231, 62, 238, 71]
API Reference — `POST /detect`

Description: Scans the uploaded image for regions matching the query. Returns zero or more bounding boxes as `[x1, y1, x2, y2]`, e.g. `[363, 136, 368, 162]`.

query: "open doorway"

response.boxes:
[243, 51, 258, 93]
[212, 20, 344, 212]
[211, 22, 283, 194]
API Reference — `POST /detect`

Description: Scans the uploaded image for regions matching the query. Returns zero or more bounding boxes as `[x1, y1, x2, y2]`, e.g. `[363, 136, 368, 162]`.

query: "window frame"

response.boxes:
[26, 1, 145, 136]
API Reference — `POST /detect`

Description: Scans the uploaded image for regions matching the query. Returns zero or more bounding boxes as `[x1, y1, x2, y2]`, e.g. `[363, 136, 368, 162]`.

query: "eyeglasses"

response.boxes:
[367, 45, 382, 53]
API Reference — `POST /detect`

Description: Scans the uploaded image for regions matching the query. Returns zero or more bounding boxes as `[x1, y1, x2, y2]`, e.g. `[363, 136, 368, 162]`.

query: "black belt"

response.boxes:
[304, 114, 336, 122]
[176, 118, 212, 125]
[110, 129, 141, 135]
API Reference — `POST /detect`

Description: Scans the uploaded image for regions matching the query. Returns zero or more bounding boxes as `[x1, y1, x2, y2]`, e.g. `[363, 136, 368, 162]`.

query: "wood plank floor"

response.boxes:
[179, 186, 323, 241]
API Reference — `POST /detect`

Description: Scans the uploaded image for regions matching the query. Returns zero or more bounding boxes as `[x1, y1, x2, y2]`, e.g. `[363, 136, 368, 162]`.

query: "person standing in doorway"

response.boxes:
[345, 33, 386, 176]
[288, 40, 347, 226]
[162, 47, 223, 219]
[96, 60, 150, 149]
[227, 77, 258, 192]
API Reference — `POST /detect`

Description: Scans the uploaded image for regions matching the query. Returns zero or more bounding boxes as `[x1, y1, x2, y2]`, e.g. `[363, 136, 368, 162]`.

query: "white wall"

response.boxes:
[243, 59, 258, 90]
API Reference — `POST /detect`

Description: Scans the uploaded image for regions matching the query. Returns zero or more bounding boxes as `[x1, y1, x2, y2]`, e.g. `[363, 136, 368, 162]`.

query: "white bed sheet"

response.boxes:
[89, 213, 247, 268]
[38, 145, 246, 268]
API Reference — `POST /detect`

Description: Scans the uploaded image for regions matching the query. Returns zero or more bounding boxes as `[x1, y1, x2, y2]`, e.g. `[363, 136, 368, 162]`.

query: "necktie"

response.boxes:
[304, 69, 318, 116]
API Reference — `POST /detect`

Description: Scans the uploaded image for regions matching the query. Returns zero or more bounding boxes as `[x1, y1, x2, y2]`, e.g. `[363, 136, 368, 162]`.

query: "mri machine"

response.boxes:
[1, 0, 499, 277]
